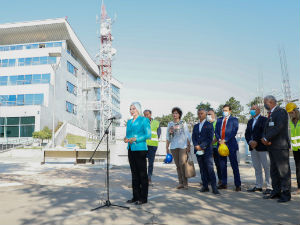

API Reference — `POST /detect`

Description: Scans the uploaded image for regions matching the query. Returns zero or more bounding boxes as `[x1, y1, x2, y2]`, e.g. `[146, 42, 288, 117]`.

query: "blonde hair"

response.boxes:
[130, 102, 142, 115]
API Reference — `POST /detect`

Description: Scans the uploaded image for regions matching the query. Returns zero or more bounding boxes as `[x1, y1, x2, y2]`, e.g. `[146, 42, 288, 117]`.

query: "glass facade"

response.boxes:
[0, 41, 62, 52]
[67, 61, 77, 76]
[112, 96, 120, 109]
[111, 84, 120, 96]
[0, 74, 50, 86]
[0, 94, 44, 106]
[66, 101, 77, 115]
[0, 56, 56, 67]
[66, 81, 77, 95]
[0, 116, 35, 138]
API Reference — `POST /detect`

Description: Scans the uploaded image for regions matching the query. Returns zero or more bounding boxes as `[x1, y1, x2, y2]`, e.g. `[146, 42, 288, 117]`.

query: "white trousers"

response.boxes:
[251, 150, 271, 189]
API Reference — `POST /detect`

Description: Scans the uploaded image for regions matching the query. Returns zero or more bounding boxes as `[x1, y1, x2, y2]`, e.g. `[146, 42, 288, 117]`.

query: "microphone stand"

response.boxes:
[89, 119, 129, 211]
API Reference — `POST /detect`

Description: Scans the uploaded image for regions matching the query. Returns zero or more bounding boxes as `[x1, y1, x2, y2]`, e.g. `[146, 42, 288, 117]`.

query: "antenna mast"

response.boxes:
[99, 1, 115, 139]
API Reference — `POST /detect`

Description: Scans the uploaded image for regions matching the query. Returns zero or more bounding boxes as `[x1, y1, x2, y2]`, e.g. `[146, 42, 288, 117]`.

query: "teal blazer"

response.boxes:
[126, 116, 151, 151]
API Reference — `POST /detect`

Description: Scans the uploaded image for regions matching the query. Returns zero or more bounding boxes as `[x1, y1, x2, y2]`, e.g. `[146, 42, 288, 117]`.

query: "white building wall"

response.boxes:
[0, 19, 122, 142]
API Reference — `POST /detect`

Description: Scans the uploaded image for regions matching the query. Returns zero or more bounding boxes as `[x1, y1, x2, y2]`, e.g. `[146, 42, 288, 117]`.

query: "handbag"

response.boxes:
[184, 151, 196, 178]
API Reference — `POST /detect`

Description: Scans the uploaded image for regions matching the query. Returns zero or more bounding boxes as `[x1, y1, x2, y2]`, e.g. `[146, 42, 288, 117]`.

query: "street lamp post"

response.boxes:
[49, 52, 61, 148]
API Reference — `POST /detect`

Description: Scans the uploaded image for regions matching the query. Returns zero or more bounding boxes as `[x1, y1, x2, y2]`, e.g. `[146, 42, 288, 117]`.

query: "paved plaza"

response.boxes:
[0, 149, 299, 225]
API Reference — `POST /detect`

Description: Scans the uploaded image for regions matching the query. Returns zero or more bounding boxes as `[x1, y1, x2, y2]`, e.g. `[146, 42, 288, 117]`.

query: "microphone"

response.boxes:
[108, 113, 122, 120]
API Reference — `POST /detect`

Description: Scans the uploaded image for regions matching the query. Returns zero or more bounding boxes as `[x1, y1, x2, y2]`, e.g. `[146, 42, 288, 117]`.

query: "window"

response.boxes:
[96, 88, 101, 101]
[1, 56, 57, 67]
[21, 116, 35, 125]
[0, 117, 5, 125]
[7, 117, 19, 125]
[17, 75, 25, 85]
[66, 81, 77, 95]
[0, 76, 8, 86]
[41, 74, 50, 83]
[8, 95, 16, 106]
[1, 74, 50, 86]
[53, 42, 62, 47]
[32, 74, 41, 84]
[67, 61, 77, 76]
[8, 59, 16, 67]
[66, 101, 77, 114]
[17, 95, 24, 106]
[18, 58, 25, 66]
[1, 59, 8, 67]
[33, 94, 44, 105]
[20, 125, 34, 137]
[6, 126, 19, 137]
[0, 126, 4, 137]
[0, 117, 35, 138]
[24, 94, 34, 105]
[32, 57, 39, 65]
[24, 75, 32, 84]
[0, 42, 62, 52]
[0, 95, 8, 106]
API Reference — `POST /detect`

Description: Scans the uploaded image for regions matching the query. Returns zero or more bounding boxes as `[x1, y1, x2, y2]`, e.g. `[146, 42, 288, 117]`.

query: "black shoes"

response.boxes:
[277, 191, 291, 203]
[263, 192, 281, 199]
[247, 187, 263, 192]
[135, 200, 147, 205]
[127, 199, 147, 205]
[235, 186, 241, 192]
[217, 184, 227, 189]
[199, 187, 209, 192]
[126, 199, 138, 204]
[263, 189, 272, 195]
[212, 189, 220, 195]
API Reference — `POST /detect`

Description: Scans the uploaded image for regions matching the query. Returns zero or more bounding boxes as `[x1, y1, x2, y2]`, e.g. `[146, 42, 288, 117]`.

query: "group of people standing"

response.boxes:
[124, 95, 300, 205]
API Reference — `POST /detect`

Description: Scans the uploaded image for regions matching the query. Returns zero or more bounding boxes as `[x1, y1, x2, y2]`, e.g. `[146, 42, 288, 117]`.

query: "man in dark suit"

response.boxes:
[215, 104, 241, 191]
[192, 109, 220, 194]
[261, 95, 291, 203]
[245, 105, 272, 194]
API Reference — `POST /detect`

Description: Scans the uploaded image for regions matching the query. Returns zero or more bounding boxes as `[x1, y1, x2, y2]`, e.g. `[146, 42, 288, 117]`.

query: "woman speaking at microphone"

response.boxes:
[124, 102, 151, 205]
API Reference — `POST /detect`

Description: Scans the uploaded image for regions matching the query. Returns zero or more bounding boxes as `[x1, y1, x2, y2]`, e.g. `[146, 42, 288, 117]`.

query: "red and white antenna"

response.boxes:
[99, 0, 116, 139]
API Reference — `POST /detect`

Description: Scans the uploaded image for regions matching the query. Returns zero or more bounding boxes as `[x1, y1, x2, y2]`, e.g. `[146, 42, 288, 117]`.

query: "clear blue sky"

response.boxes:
[0, 0, 299, 119]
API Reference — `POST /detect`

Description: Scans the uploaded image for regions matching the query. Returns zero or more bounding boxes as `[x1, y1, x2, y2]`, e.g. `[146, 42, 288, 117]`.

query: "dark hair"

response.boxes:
[143, 109, 152, 114]
[172, 107, 183, 119]
[223, 104, 232, 110]
[208, 108, 215, 113]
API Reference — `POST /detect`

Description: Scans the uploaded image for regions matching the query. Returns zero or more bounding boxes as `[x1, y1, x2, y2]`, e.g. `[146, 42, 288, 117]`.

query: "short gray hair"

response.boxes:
[264, 95, 277, 103]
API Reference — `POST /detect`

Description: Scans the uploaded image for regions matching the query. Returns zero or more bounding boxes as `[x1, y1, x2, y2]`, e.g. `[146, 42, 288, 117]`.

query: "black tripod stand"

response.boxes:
[89, 119, 129, 211]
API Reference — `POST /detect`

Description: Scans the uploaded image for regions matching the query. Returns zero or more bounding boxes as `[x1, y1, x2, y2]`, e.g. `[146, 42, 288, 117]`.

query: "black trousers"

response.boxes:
[293, 150, 300, 188]
[269, 149, 291, 193]
[128, 149, 148, 202]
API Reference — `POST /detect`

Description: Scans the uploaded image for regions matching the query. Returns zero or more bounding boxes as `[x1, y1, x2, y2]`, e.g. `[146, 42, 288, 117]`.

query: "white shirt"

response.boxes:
[270, 106, 277, 113]
[199, 119, 206, 133]
[166, 121, 191, 150]
[252, 114, 260, 129]
[220, 115, 230, 138]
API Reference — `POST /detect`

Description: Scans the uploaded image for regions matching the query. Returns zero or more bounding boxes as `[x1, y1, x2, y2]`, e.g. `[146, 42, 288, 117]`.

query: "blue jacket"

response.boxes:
[192, 121, 214, 154]
[215, 116, 239, 151]
[126, 116, 151, 151]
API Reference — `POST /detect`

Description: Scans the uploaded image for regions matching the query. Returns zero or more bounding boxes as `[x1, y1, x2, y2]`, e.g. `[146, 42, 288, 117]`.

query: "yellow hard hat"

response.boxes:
[286, 102, 297, 113]
[218, 144, 229, 157]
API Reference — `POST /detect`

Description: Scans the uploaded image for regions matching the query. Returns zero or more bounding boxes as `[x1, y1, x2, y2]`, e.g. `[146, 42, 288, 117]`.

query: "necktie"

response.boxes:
[267, 111, 271, 119]
[221, 117, 227, 140]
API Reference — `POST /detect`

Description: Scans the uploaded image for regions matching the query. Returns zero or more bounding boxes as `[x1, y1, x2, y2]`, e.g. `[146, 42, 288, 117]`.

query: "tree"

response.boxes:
[196, 102, 213, 111]
[183, 112, 196, 124]
[226, 97, 244, 116]
[216, 97, 247, 123]
[155, 114, 173, 127]
[32, 126, 52, 145]
[247, 96, 263, 109]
